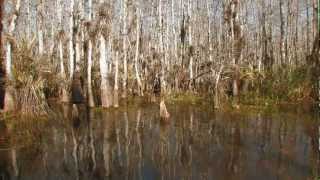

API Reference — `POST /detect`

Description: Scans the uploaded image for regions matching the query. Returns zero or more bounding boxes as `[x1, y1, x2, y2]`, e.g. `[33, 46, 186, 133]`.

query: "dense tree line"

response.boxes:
[0, 0, 319, 113]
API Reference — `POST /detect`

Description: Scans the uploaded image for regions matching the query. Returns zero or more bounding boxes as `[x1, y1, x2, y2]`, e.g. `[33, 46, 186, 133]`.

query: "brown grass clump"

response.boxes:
[11, 38, 51, 115]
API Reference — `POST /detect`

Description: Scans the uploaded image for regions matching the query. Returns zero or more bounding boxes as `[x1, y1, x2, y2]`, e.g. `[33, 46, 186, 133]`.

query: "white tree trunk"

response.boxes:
[5, 42, 12, 81]
[38, 27, 44, 55]
[4, 0, 21, 111]
[26, 0, 31, 41]
[75, 0, 84, 72]
[159, 0, 166, 92]
[87, 39, 95, 107]
[75, 35, 81, 71]
[214, 66, 224, 109]
[59, 40, 69, 102]
[122, 0, 128, 98]
[69, 0, 75, 79]
[37, 0, 44, 55]
[165, 4, 170, 72]
[57, 0, 68, 102]
[114, 51, 119, 107]
[172, 0, 178, 60]
[188, 0, 193, 90]
[49, 22, 55, 56]
[99, 34, 112, 108]
[134, 8, 143, 96]
[86, 0, 94, 107]
[206, 0, 213, 62]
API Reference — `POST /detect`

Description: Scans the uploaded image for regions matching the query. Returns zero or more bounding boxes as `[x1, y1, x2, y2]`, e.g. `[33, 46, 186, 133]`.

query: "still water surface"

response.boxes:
[0, 103, 319, 180]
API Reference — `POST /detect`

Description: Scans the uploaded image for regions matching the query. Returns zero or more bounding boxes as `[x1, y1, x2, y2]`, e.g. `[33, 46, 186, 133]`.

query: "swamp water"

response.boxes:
[0, 103, 319, 180]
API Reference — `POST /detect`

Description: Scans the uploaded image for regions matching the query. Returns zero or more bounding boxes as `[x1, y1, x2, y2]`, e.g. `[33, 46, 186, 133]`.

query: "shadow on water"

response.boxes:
[0, 103, 319, 180]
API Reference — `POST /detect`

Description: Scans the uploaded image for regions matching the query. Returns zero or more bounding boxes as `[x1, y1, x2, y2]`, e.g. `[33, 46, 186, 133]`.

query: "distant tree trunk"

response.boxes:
[26, 0, 31, 41]
[159, 0, 166, 93]
[214, 66, 224, 109]
[57, 0, 68, 103]
[98, 0, 112, 108]
[179, 0, 185, 70]
[114, 51, 119, 107]
[75, 0, 83, 72]
[49, 21, 55, 56]
[306, 0, 311, 53]
[122, 0, 128, 98]
[206, 0, 213, 62]
[134, 7, 143, 96]
[165, 1, 170, 82]
[312, 0, 318, 39]
[59, 40, 69, 102]
[75, 35, 81, 72]
[268, 0, 275, 70]
[285, 0, 291, 66]
[294, 0, 299, 65]
[225, 0, 241, 97]
[260, 0, 270, 71]
[4, 0, 21, 111]
[87, 39, 94, 107]
[99, 34, 112, 108]
[279, 0, 285, 66]
[37, 0, 44, 56]
[188, 0, 193, 90]
[69, 0, 75, 79]
[86, 0, 94, 107]
[172, 0, 178, 61]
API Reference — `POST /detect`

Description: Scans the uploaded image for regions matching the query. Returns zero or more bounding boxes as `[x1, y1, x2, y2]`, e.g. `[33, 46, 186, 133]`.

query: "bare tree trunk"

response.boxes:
[4, 0, 21, 111]
[214, 66, 224, 109]
[279, 0, 285, 66]
[75, 0, 84, 72]
[86, 0, 94, 107]
[206, 0, 213, 62]
[69, 0, 75, 79]
[99, 34, 112, 108]
[75, 35, 81, 71]
[225, 0, 241, 97]
[260, 0, 269, 71]
[268, 0, 275, 70]
[306, 0, 311, 53]
[87, 39, 95, 107]
[57, 0, 68, 103]
[37, 0, 44, 56]
[134, 7, 143, 96]
[122, 0, 128, 98]
[98, 0, 112, 108]
[165, 3, 170, 81]
[114, 51, 119, 107]
[286, 0, 291, 66]
[172, 0, 178, 61]
[26, 0, 31, 41]
[188, 0, 193, 90]
[49, 21, 55, 56]
[59, 40, 69, 102]
[294, 0, 299, 66]
[313, 0, 318, 39]
[159, 0, 166, 93]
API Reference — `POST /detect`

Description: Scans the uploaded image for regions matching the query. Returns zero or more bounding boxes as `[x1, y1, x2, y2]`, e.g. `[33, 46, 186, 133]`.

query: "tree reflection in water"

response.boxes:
[0, 104, 319, 180]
